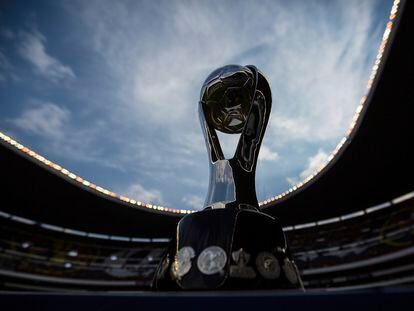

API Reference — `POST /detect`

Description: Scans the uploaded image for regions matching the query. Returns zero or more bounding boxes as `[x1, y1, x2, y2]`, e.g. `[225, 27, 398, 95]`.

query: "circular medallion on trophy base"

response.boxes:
[171, 246, 195, 280]
[255, 252, 280, 280]
[283, 258, 299, 285]
[197, 246, 227, 275]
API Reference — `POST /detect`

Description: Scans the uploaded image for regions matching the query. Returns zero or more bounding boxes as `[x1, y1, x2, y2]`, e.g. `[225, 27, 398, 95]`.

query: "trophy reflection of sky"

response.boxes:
[0, 0, 393, 210]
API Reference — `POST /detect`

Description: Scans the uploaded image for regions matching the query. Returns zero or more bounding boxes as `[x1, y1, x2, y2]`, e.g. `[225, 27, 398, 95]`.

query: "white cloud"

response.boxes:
[216, 132, 239, 159]
[270, 115, 311, 141]
[259, 145, 279, 161]
[286, 148, 329, 186]
[180, 177, 207, 189]
[286, 177, 299, 187]
[73, 1, 278, 126]
[9, 100, 126, 172]
[71, 0, 382, 148]
[299, 149, 329, 180]
[12, 102, 70, 140]
[18, 30, 75, 83]
[182, 194, 204, 210]
[263, 1, 383, 144]
[125, 183, 164, 205]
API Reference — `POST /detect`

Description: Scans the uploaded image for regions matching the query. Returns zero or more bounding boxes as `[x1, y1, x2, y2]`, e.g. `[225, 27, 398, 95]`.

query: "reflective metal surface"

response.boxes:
[153, 65, 302, 291]
[197, 246, 227, 275]
[256, 251, 280, 280]
[199, 65, 272, 209]
[230, 248, 256, 279]
[171, 247, 195, 280]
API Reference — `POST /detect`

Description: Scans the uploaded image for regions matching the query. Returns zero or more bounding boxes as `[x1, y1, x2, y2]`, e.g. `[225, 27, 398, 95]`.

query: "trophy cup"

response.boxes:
[153, 65, 303, 290]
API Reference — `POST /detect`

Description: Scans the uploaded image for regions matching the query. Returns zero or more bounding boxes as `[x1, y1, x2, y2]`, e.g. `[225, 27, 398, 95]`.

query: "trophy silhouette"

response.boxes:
[153, 65, 303, 290]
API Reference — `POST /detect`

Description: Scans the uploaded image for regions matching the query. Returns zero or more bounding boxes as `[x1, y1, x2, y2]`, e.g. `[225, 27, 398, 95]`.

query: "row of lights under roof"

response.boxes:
[260, 0, 402, 207]
[18, 244, 152, 264]
[0, 209, 170, 243]
[0, 131, 191, 215]
[0, 1, 402, 213]
[2, 189, 412, 238]
[16, 246, 130, 270]
[283, 190, 414, 232]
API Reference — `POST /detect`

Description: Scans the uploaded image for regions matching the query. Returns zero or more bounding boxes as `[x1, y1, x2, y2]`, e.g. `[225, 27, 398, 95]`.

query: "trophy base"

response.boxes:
[152, 206, 303, 291]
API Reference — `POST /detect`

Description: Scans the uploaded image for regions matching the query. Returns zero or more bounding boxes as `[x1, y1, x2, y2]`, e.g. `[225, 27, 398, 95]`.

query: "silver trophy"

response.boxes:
[153, 65, 303, 291]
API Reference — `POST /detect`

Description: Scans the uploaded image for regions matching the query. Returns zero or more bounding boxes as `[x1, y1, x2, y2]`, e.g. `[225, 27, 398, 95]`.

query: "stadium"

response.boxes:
[1, 0, 413, 308]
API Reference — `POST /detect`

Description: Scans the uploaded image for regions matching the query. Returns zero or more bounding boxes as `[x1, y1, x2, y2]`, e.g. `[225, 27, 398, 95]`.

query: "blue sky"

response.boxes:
[0, 0, 392, 210]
